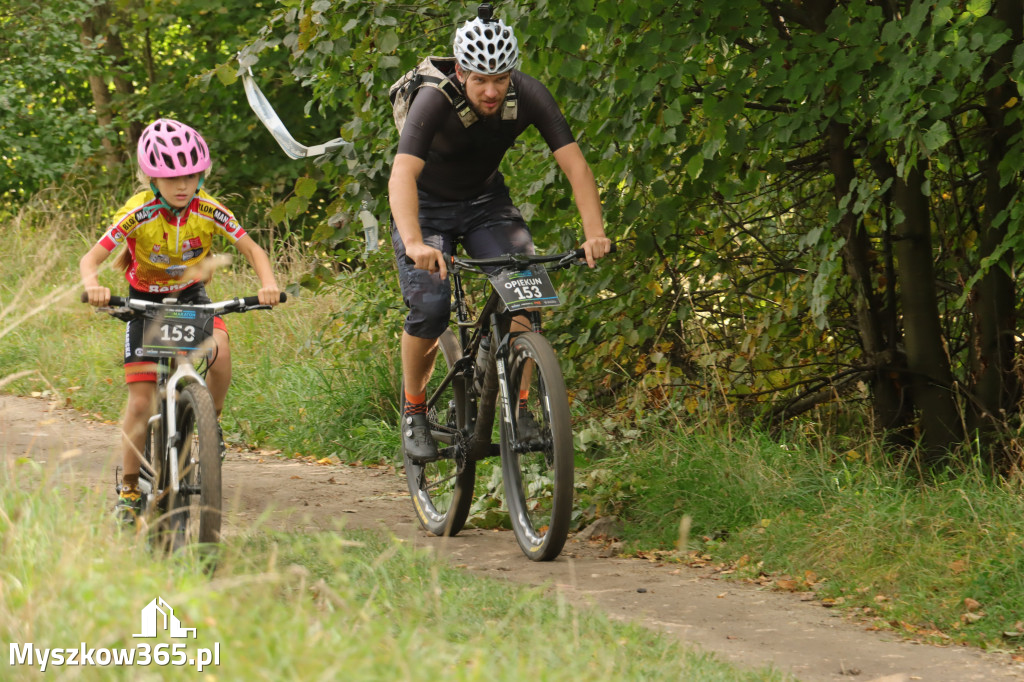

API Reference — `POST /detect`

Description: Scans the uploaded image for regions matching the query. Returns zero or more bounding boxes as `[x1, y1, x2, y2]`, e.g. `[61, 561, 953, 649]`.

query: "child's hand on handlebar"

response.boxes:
[258, 284, 282, 306]
[83, 285, 111, 307]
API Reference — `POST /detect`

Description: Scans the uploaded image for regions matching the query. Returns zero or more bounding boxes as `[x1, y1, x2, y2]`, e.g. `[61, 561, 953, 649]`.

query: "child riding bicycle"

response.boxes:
[79, 118, 281, 523]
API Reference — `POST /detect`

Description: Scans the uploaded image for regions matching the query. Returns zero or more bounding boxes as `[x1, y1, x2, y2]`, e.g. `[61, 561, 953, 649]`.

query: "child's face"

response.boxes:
[153, 173, 201, 209]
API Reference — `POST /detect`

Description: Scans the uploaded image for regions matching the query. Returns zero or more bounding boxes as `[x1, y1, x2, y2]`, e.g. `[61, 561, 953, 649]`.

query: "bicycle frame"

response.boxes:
[404, 247, 611, 557]
[427, 252, 573, 464]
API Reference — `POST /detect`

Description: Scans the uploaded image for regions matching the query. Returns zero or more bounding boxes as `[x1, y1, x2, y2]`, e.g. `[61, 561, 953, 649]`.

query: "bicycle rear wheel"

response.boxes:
[500, 332, 573, 561]
[165, 383, 222, 552]
[403, 328, 477, 536]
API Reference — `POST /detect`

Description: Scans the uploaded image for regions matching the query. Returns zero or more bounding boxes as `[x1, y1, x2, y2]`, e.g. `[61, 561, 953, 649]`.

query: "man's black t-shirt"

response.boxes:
[396, 70, 576, 200]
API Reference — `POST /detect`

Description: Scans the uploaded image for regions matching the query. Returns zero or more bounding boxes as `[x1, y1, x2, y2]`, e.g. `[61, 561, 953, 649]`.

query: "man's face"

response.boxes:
[455, 65, 511, 119]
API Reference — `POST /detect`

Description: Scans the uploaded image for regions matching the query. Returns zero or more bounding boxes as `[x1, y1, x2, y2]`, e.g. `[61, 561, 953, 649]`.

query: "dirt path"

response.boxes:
[6, 393, 1024, 682]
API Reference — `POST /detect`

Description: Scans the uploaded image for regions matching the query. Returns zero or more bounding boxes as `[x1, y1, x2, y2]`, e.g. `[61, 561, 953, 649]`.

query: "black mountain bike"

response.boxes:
[403, 246, 612, 561]
[86, 291, 285, 552]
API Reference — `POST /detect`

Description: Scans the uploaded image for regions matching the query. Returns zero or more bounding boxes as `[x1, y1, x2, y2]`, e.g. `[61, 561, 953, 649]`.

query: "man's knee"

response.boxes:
[405, 315, 449, 339]
[405, 288, 450, 338]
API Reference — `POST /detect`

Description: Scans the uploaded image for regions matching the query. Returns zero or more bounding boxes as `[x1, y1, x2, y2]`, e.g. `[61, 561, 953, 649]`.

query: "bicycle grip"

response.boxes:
[574, 242, 617, 259]
[80, 292, 126, 306]
[242, 292, 288, 307]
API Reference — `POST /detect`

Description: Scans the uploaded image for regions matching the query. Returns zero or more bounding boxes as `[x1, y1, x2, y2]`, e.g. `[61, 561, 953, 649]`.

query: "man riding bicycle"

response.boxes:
[389, 4, 611, 463]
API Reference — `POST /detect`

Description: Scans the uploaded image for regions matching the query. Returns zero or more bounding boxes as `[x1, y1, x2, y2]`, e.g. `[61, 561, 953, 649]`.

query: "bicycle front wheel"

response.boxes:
[166, 383, 222, 551]
[404, 328, 477, 536]
[500, 332, 574, 561]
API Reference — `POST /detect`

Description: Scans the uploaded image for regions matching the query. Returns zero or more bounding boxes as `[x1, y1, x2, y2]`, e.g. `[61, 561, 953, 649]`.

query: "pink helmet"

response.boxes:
[137, 118, 211, 177]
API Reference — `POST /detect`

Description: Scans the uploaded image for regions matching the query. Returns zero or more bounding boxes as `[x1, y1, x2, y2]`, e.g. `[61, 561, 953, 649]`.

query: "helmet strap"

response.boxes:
[149, 182, 179, 215]
[149, 174, 204, 217]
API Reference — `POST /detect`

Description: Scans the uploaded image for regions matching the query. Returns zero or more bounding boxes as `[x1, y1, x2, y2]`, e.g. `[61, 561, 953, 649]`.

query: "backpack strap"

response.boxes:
[435, 70, 519, 126]
[389, 55, 518, 133]
[430, 70, 479, 128]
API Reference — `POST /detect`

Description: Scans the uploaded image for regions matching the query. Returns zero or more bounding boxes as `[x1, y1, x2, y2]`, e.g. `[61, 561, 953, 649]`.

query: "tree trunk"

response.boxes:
[891, 163, 963, 463]
[80, 1, 141, 165]
[79, 11, 118, 169]
[105, 21, 143, 150]
[969, 0, 1021, 468]
[826, 122, 906, 430]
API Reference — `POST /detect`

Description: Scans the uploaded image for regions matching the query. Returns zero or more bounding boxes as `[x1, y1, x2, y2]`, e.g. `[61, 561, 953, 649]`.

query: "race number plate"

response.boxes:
[141, 306, 213, 357]
[489, 267, 561, 311]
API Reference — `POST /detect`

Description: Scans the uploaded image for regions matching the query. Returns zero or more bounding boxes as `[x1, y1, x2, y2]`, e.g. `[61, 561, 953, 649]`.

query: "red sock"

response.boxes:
[404, 391, 427, 416]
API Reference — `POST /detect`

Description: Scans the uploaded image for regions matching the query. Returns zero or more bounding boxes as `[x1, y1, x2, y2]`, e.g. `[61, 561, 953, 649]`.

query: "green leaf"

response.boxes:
[663, 102, 684, 127]
[285, 195, 310, 219]
[921, 120, 951, 153]
[295, 176, 317, 198]
[966, 0, 992, 17]
[310, 221, 335, 241]
[379, 29, 399, 54]
[215, 62, 237, 86]
[269, 203, 288, 226]
[686, 154, 704, 180]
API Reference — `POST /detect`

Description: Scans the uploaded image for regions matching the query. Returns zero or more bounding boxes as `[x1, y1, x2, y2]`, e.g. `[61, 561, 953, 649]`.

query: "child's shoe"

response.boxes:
[217, 421, 227, 460]
[116, 484, 143, 525]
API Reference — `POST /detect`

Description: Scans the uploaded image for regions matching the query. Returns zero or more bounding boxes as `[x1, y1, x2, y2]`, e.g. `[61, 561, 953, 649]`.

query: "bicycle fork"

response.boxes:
[162, 363, 207, 494]
[495, 310, 542, 453]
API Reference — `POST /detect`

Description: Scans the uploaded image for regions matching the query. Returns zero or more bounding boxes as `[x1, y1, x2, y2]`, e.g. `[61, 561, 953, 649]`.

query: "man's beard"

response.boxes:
[466, 97, 502, 120]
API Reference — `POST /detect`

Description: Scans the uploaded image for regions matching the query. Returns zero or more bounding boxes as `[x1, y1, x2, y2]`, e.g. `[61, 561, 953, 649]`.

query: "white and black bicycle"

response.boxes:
[85, 292, 285, 553]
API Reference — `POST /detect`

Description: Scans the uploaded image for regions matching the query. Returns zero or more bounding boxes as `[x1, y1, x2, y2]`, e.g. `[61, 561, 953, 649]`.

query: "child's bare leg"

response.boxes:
[205, 327, 232, 416]
[122, 381, 156, 477]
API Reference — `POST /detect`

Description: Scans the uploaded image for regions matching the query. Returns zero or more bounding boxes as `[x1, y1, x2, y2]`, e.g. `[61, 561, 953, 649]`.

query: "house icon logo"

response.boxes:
[133, 597, 197, 639]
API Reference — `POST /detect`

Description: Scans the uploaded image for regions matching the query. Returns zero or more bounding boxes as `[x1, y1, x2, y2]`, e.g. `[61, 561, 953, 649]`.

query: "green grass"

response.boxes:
[581, 424, 1024, 650]
[0, 185, 791, 680]
[0, 464, 789, 681]
[5, 181, 1024, 659]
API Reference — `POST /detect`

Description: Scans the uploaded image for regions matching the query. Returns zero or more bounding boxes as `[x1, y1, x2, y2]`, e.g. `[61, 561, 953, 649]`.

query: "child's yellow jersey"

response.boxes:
[97, 190, 246, 293]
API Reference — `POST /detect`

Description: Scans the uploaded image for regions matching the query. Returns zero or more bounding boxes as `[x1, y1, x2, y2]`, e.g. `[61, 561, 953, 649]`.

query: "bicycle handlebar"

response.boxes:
[81, 291, 287, 311]
[404, 242, 617, 271]
[456, 242, 617, 271]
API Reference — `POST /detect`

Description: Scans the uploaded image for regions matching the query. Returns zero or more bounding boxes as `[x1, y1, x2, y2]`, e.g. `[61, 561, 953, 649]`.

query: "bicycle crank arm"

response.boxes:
[469, 443, 502, 462]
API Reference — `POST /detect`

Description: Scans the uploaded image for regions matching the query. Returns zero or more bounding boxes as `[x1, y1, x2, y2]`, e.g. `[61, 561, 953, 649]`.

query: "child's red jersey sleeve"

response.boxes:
[97, 193, 154, 251]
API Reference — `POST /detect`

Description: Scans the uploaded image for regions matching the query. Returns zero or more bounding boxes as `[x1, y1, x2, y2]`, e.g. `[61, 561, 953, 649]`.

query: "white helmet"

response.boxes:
[453, 5, 519, 75]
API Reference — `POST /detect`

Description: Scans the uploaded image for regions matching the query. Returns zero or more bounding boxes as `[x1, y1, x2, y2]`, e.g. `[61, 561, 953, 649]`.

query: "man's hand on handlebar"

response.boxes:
[580, 236, 613, 268]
